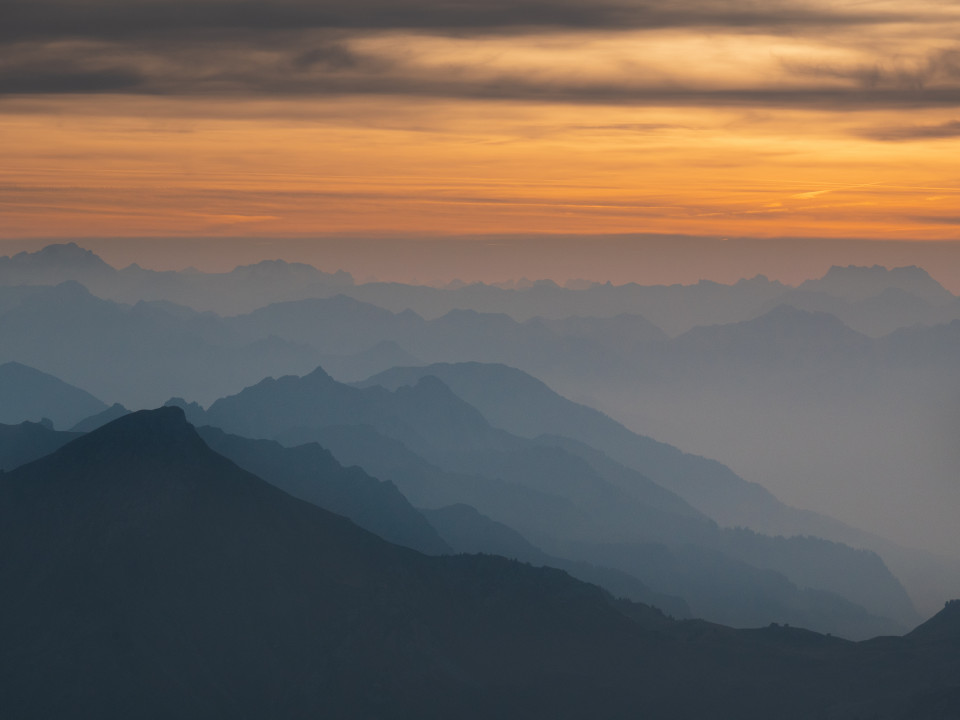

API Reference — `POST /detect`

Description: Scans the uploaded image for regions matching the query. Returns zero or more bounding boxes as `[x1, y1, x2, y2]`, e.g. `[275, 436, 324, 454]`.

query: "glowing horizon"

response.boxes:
[3, 0, 960, 271]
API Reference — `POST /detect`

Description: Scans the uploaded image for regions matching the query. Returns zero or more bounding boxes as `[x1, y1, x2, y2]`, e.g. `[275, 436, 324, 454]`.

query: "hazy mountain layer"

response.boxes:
[0, 361, 107, 428]
[0, 242, 354, 315]
[0, 282, 322, 406]
[2, 245, 955, 611]
[195, 425, 450, 555]
[360, 361, 922, 625]
[189, 366, 915, 636]
[3, 244, 957, 335]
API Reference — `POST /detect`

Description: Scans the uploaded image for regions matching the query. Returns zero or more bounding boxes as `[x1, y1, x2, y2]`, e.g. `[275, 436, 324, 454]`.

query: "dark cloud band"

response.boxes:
[1, 0, 915, 42]
[2, 0, 957, 112]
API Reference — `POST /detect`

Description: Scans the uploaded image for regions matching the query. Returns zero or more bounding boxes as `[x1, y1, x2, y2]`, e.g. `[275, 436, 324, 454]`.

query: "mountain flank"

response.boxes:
[1, 407, 959, 719]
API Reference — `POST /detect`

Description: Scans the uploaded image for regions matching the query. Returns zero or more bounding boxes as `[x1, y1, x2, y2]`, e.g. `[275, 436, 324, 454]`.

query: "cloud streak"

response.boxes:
[2, 0, 919, 42]
[3, 35, 960, 112]
[859, 119, 960, 141]
[1, 0, 958, 112]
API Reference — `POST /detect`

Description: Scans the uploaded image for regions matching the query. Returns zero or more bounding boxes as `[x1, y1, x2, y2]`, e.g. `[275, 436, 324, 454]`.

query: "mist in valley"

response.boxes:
[2, 243, 960, 717]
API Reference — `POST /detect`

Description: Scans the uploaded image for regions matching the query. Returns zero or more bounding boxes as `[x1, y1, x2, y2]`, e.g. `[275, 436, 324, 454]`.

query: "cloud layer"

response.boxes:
[3, 0, 959, 242]
[2, 0, 959, 112]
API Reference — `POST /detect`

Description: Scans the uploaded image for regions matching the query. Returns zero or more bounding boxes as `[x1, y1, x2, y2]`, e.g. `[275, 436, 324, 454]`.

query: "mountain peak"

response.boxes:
[31, 242, 99, 262]
[304, 364, 336, 382]
[908, 598, 960, 642]
[0, 243, 116, 277]
[51, 406, 209, 468]
[800, 264, 953, 304]
[88, 404, 190, 437]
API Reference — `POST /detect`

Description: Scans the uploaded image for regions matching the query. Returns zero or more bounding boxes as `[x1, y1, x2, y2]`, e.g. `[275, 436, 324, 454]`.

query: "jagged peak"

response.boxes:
[48, 406, 208, 466]
[304, 364, 336, 382]
[2, 243, 114, 270]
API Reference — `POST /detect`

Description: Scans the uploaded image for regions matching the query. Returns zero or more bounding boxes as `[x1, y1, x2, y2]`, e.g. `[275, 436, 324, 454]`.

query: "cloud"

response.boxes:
[782, 48, 960, 91]
[5, 37, 960, 110]
[1, 0, 913, 43]
[1, 0, 958, 111]
[859, 119, 960, 141]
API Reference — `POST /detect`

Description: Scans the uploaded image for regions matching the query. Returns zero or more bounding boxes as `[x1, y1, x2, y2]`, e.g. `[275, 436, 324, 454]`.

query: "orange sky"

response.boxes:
[2, 1, 960, 280]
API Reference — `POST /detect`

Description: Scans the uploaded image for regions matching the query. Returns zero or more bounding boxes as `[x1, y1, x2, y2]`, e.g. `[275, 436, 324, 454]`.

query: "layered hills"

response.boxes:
[177, 365, 916, 637]
[1, 408, 958, 719]
[5, 244, 957, 334]
[2, 243, 956, 617]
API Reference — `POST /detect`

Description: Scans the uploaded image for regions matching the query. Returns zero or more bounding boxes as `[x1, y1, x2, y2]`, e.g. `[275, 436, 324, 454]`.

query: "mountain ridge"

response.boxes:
[2, 406, 959, 718]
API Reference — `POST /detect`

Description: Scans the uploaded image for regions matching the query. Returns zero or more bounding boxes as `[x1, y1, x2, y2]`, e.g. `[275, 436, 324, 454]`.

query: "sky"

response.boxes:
[3, 0, 960, 283]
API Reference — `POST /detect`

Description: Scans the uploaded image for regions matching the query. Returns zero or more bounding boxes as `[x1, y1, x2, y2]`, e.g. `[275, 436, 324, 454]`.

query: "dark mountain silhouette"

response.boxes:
[0, 361, 107, 428]
[0, 420, 78, 471]
[0, 403, 446, 555]
[2, 407, 959, 718]
[0, 407, 653, 718]
[195, 425, 449, 555]
[908, 599, 960, 642]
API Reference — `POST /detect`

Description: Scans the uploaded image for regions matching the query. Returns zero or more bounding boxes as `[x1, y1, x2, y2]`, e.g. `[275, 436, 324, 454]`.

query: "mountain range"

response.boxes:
[2, 244, 957, 616]
[2, 407, 958, 719]
[165, 364, 917, 637]
[0, 359, 919, 637]
[3, 243, 958, 334]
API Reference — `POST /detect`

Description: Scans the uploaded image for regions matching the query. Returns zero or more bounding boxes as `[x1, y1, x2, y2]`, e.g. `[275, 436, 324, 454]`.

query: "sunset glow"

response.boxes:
[3, 0, 960, 274]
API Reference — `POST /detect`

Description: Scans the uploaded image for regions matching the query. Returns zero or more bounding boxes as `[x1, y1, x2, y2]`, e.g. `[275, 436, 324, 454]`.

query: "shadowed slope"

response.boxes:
[195, 425, 450, 555]
[2, 409, 960, 718]
[0, 407, 658, 719]
[0, 420, 78, 471]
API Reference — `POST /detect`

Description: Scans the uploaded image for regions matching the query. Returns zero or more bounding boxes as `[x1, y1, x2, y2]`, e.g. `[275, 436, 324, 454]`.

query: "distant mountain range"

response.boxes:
[2, 243, 957, 612]
[0, 354, 934, 636]
[2, 407, 958, 719]
[0, 242, 354, 315]
[353, 360, 960, 618]
[3, 243, 958, 334]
